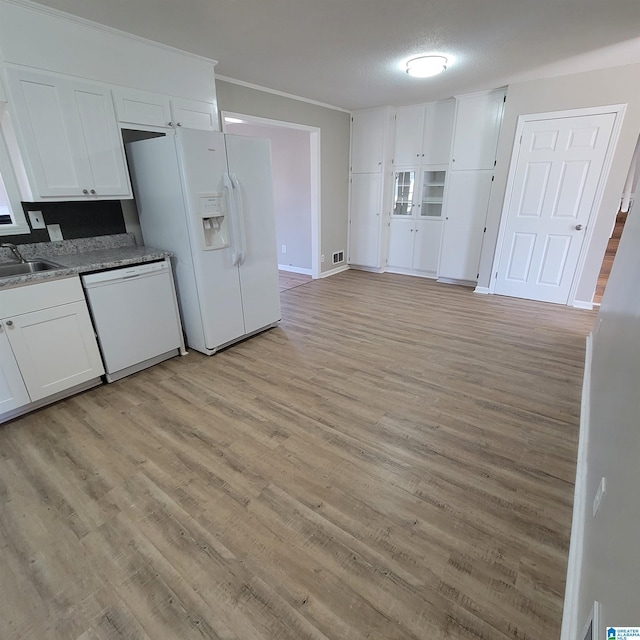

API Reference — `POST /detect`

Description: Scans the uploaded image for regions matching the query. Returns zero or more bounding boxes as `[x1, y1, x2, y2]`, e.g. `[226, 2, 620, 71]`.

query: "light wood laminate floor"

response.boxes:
[279, 270, 313, 292]
[0, 271, 596, 640]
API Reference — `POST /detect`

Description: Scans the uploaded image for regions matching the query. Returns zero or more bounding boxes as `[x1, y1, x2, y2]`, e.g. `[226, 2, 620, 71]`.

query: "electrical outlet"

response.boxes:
[27, 210, 46, 230]
[321, 254, 325, 263]
[282, 244, 286, 254]
[593, 477, 606, 517]
[47, 224, 64, 242]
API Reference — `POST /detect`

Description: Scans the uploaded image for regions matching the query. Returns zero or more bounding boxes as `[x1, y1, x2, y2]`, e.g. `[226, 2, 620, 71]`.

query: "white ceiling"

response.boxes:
[30, 0, 640, 110]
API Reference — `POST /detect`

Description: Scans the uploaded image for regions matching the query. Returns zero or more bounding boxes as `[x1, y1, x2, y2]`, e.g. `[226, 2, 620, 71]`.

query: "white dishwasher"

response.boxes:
[82, 260, 186, 382]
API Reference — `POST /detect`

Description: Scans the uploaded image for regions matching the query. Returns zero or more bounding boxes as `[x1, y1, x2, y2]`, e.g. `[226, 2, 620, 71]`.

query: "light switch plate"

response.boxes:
[28, 210, 46, 230]
[47, 224, 64, 242]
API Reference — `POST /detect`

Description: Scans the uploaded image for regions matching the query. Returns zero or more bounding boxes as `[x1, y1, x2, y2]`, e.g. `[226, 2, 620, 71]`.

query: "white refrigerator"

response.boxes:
[126, 129, 281, 355]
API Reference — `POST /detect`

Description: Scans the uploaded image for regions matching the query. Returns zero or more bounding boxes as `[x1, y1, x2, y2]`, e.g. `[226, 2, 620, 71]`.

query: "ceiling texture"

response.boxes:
[30, 0, 640, 110]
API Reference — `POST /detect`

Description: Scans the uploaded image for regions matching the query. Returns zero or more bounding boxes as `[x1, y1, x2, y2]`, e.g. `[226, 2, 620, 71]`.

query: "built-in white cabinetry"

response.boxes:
[439, 171, 494, 282]
[394, 100, 455, 166]
[0, 326, 30, 414]
[387, 167, 447, 277]
[113, 87, 217, 131]
[0, 277, 104, 422]
[348, 107, 395, 270]
[6, 67, 133, 201]
[439, 89, 505, 284]
[450, 90, 505, 171]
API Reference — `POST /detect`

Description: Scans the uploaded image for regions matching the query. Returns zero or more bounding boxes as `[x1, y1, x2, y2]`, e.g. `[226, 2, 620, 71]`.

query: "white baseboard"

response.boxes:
[573, 299, 594, 310]
[385, 267, 437, 279]
[278, 264, 312, 275]
[346, 264, 384, 274]
[474, 286, 491, 295]
[560, 332, 593, 640]
[437, 277, 477, 287]
[320, 264, 350, 278]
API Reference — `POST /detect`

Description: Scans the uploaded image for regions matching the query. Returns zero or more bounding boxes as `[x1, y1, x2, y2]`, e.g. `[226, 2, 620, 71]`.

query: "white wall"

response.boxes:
[216, 80, 350, 275]
[478, 63, 640, 305]
[225, 121, 311, 271]
[571, 184, 640, 634]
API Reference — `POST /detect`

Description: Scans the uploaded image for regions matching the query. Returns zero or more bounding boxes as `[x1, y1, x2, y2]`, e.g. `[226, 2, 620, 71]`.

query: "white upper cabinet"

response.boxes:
[394, 100, 455, 167]
[113, 88, 217, 131]
[422, 100, 455, 165]
[394, 106, 425, 166]
[6, 67, 132, 200]
[450, 90, 505, 171]
[351, 109, 388, 173]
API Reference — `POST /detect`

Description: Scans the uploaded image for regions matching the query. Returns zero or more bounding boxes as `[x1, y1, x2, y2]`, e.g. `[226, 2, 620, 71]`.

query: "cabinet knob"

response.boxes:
[5, 320, 13, 327]
[575, 224, 583, 231]
[176, 122, 182, 127]
[82, 189, 89, 195]
[168, 121, 173, 127]
[90, 189, 96, 195]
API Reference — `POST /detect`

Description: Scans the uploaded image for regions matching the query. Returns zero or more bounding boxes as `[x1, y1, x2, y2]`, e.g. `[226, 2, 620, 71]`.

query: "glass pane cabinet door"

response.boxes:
[420, 170, 446, 217]
[393, 170, 415, 216]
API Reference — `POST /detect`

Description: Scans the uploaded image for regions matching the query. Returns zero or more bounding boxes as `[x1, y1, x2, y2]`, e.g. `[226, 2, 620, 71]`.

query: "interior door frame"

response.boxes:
[221, 110, 321, 279]
[489, 104, 626, 306]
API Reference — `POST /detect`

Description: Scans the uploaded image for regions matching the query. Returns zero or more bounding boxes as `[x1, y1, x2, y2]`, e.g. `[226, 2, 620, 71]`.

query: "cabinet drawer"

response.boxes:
[0, 276, 84, 317]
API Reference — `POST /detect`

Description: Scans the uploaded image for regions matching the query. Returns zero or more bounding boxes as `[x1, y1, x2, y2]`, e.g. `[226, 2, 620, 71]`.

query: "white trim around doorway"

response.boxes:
[489, 104, 626, 306]
[221, 111, 322, 280]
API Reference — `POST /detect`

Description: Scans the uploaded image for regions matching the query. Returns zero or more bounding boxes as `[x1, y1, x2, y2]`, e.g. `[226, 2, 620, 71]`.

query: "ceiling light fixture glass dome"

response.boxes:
[406, 55, 448, 78]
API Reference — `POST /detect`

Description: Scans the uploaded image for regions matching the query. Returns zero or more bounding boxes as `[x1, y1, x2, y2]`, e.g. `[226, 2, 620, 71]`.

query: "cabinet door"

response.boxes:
[451, 91, 505, 171]
[349, 173, 382, 267]
[392, 169, 418, 217]
[439, 171, 493, 282]
[6, 67, 87, 197]
[113, 87, 172, 128]
[6, 301, 104, 402]
[0, 323, 30, 414]
[412, 219, 443, 274]
[394, 106, 424, 166]
[387, 219, 415, 269]
[351, 110, 387, 173]
[422, 100, 455, 165]
[69, 80, 132, 197]
[170, 98, 217, 131]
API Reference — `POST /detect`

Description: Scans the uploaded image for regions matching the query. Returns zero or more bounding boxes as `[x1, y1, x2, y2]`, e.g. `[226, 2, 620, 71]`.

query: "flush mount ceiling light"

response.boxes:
[406, 55, 448, 78]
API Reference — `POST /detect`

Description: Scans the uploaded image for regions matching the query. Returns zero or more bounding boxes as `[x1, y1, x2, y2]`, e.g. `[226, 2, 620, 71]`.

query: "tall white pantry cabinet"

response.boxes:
[348, 89, 505, 285]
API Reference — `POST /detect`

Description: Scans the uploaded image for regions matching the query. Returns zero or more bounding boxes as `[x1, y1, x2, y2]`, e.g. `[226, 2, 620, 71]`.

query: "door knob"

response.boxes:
[575, 224, 583, 230]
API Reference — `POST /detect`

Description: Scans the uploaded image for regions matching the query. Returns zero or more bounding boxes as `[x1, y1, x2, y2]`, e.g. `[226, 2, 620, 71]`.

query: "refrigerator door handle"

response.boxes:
[230, 173, 248, 266]
[223, 173, 242, 266]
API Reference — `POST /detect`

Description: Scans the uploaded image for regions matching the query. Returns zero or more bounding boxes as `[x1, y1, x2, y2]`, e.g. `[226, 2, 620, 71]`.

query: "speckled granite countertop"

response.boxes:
[0, 234, 171, 290]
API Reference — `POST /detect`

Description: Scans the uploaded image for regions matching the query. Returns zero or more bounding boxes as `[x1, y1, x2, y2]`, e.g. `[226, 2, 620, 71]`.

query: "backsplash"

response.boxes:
[0, 200, 126, 245]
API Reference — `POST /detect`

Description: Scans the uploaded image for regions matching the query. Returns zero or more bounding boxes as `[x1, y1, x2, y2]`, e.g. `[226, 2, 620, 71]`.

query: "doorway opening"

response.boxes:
[221, 111, 321, 280]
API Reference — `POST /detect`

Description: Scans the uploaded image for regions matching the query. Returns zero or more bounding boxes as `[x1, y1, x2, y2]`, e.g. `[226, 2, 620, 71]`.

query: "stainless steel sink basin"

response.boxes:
[0, 259, 63, 278]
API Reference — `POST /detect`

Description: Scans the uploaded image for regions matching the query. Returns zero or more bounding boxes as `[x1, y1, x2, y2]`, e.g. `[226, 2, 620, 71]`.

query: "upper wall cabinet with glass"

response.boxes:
[393, 170, 416, 216]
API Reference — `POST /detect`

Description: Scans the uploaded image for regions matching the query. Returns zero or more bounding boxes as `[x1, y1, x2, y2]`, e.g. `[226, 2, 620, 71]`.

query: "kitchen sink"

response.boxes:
[0, 259, 63, 278]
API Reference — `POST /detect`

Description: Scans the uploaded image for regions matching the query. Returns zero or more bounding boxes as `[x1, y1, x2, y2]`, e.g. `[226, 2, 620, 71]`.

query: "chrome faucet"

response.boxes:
[0, 243, 27, 263]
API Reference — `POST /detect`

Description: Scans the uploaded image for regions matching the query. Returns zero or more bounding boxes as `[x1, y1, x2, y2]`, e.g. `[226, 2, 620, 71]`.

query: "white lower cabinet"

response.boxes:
[388, 219, 443, 275]
[439, 170, 494, 283]
[349, 173, 383, 268]
[0, 327, 30, 414]
[0, 277, 105, 421]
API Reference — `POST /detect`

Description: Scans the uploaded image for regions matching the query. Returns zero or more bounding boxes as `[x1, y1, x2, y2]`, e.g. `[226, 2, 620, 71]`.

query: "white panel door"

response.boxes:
[0, 324, 30, 414]
[388, 219, 415, 269]
[439, 171, 493, 282]
[6, 302, 104, 402]
[351, 110, 387, 173]
[225, 134, 282, 336]
[6, 67, 85, 197]
[495, 113, 617, 303]
[394, 106, 425, 166]
[451, 91, 505, 171]
[413, 220, 443, 273]
[69, 81, 132, 197]
[349, 173, 382, 267]
[422, 100, 455, 165]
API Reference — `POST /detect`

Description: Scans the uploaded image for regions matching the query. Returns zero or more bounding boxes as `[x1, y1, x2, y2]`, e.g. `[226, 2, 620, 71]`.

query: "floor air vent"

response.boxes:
[332, 251, 344, 265]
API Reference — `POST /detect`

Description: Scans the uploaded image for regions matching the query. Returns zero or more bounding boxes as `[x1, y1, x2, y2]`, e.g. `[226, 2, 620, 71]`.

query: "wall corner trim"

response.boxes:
[560, 331, 593, 640]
